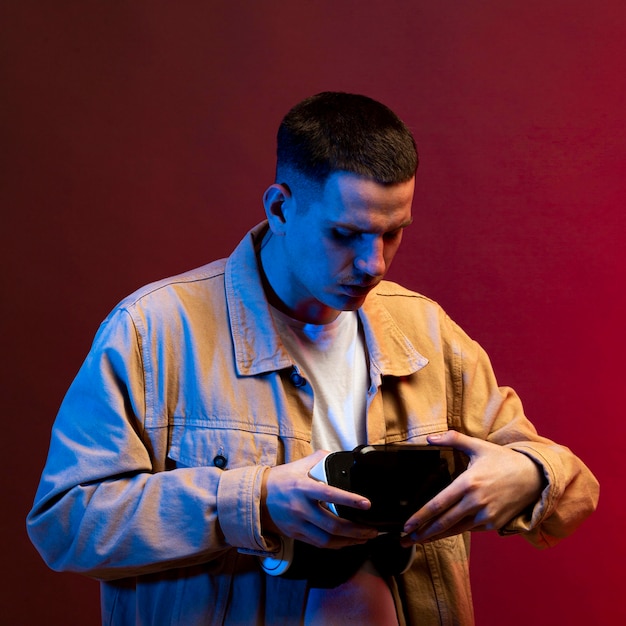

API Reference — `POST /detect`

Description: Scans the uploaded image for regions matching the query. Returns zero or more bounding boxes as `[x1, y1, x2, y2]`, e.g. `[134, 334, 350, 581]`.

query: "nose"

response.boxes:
[354, 236, 386, 278]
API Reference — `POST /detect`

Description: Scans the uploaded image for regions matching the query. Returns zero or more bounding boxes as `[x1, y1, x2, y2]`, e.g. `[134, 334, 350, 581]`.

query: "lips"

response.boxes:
[340, 283, 377, 298]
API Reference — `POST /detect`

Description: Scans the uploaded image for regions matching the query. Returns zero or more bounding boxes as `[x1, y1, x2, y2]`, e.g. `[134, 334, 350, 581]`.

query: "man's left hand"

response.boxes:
[401, 430, 545, 546]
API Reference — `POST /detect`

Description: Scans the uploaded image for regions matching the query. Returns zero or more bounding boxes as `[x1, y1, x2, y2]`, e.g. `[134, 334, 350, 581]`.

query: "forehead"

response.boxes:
[314, 172, 414, 231]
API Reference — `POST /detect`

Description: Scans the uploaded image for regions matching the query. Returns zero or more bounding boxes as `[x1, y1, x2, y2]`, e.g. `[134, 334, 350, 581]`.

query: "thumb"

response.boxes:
[426, 430, 484, 456]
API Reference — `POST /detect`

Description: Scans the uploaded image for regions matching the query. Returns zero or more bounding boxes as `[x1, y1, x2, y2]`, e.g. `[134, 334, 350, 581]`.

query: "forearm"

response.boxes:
[27, 467, 224, 579]
[500, 441, 599, 546]
[27, 462, 278, 580]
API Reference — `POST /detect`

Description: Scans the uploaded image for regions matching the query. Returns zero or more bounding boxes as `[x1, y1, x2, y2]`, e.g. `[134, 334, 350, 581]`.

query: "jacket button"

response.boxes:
[289, 368, 306, 387]
[213, 454, 228, 469]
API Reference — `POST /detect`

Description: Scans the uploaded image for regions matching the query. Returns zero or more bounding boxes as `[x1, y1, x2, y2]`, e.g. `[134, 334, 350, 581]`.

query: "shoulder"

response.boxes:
[121, 259, 227, 308]
[368, 280, 477, 350]
[106, 259, 227, 318]
[371, 279, 443, 314]
[99, 259, 228, 334]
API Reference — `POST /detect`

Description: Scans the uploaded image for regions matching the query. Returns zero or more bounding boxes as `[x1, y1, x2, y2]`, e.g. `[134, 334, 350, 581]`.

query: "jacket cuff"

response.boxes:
[217, 465, 277, 554]
[498, 444, 553, 536]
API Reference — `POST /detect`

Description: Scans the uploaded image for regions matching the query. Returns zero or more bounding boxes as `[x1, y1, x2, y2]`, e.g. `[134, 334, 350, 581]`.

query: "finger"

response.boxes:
[315, 513, 378, 543]
[308, 481, 372, 511]
[287, 500, 377, 546]
[277, 497, 377, 546]
[308, 496, 378, 540]
[403, 500, 467, 542]
[427, 430, 486, 456]
[403, 479, 465, 533]
[400, 517, 477, 547]
[284, 484, 376, 541]
[403, 498, 451, 535]
[295, 520, 375, 549]
[401, 505, 504, 546]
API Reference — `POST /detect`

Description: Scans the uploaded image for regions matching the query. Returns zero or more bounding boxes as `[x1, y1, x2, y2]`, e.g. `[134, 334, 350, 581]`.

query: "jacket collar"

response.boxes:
[359, 291, 429, 379]
[225, 222, 428, 379]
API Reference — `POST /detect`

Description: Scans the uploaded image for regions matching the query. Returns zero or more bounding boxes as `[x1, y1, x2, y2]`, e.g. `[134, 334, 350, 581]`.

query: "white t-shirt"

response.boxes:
[272, 308, 399, 622]
[271, 308, 369, 452]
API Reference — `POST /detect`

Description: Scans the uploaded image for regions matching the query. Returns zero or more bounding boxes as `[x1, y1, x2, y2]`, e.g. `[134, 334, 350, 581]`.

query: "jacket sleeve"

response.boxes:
[26, 307, 273, 581]
[445, 315, 599, 548]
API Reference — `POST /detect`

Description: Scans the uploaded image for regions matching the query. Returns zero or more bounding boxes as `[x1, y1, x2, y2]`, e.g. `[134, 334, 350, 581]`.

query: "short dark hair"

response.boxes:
[276, 92, 418, 185]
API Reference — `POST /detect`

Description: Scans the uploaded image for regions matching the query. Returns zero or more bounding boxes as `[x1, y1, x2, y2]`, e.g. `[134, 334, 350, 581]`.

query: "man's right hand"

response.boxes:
[261, 450, 378, 549]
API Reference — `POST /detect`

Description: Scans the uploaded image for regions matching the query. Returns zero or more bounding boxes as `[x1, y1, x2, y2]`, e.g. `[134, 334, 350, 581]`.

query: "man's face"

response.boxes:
[268, 171, 414, 324]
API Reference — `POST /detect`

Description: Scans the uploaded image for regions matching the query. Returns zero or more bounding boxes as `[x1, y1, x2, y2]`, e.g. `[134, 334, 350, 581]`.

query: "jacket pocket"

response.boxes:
[167, 419, 279, 470]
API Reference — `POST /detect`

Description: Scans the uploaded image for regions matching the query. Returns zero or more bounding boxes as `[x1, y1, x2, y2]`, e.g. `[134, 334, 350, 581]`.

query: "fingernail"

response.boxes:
[406, 532, 418, 545]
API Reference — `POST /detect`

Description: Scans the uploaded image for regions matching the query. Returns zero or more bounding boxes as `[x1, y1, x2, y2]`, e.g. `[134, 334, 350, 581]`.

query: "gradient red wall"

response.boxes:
[2, 2, 624, 624]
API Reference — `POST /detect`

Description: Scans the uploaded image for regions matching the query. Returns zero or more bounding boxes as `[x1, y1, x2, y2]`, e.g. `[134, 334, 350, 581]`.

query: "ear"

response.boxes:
[262, 183, 292, 235]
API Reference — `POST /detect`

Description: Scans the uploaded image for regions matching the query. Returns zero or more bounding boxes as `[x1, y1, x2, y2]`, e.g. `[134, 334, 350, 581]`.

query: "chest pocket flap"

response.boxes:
[168, 420, 279, 470]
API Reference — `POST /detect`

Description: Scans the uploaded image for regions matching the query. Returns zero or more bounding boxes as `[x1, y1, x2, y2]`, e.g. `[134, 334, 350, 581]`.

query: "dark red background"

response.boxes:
[2, 2, 624, 624]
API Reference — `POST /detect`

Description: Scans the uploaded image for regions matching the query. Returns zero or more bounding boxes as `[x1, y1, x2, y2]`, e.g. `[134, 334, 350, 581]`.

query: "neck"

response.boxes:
[257, 230, 339, 325]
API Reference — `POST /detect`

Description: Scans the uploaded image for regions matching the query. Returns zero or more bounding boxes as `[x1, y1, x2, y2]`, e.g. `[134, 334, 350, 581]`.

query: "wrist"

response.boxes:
[260, 467, 281, 537]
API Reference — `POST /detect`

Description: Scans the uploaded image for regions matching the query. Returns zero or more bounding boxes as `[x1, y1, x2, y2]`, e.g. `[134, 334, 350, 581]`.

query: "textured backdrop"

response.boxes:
[2, 1, 623, 623]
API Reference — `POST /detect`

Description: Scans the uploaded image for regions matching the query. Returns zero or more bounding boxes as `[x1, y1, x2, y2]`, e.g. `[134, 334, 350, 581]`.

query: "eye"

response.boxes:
[383, 229, 402, 241]
[332, 228, 359, 240]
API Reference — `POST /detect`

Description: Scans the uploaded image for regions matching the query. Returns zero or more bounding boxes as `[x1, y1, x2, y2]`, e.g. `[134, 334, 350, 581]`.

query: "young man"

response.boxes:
[28, 92, 598, 625]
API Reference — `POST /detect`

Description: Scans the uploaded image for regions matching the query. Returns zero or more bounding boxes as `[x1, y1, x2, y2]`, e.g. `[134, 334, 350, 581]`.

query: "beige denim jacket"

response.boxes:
[27, 222, 599, 625]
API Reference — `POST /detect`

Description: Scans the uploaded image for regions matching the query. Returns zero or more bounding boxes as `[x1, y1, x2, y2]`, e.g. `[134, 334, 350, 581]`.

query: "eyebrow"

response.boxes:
[333, 217, 414, 233]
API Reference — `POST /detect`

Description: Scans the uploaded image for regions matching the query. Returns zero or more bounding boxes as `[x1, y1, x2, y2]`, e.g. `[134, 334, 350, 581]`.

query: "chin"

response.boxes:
[335, 295, 367, 312]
